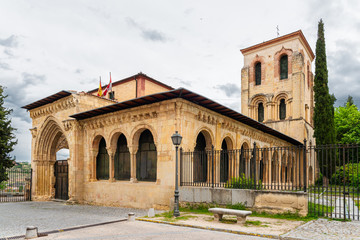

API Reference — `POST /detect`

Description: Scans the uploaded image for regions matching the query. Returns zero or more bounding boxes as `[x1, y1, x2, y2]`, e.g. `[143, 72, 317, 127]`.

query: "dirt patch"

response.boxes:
[147, 212, 305, 236]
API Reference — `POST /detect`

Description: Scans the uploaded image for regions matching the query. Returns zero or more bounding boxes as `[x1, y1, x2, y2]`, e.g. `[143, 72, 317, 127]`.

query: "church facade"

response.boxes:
[23, 30, 315, 209]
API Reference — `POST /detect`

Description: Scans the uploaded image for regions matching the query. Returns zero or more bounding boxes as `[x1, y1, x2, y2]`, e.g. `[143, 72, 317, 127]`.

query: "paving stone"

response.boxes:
[0, 201, 151, 238]
[282, 218, 360, 240]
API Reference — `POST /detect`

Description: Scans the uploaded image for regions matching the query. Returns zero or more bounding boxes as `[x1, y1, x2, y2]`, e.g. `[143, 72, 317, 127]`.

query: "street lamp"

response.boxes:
[171, 131, 182, 217]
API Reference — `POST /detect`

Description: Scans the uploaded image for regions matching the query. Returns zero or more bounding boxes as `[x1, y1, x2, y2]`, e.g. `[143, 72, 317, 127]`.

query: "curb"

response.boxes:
[136, 217, 280, 239]
[1, 219, 127, 240]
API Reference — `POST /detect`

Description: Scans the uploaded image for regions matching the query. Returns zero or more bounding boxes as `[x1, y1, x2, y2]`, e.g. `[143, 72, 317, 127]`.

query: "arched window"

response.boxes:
[96, 138, 109, 180]
[194, 132, 207, 182]
[114, 134, 130, 180]
[258, 103, 264, 122]
[255, 62, 261, 85]
[136, 130, 157, 182]
[280, 55, 288, 79]
[279, 99, 286, 120]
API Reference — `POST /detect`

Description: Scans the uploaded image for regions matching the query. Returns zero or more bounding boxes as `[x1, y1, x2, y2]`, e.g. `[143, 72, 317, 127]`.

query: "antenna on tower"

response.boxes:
[277, 25, 280, 37]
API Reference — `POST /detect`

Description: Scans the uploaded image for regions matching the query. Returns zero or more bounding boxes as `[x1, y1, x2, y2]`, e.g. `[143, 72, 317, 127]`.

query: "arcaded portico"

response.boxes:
[23, 30, 316, 210]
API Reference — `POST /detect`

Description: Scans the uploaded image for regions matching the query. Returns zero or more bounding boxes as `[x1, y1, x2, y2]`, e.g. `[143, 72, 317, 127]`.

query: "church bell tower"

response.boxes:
[240, 30, 315, 144]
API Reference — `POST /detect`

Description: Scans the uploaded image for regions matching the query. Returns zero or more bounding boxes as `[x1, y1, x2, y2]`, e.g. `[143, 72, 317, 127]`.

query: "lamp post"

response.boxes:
[171, 131, 182, 217]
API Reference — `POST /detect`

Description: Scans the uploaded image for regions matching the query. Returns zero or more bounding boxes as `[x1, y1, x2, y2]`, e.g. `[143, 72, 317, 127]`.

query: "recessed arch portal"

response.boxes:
[34, 117, 69, 200]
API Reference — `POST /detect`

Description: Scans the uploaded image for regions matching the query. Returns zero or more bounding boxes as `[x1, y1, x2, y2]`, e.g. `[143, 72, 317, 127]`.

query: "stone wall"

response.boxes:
[179, 186, 308, 216]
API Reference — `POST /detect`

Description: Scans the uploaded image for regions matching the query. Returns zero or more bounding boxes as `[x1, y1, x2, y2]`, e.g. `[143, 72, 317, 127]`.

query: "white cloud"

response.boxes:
[0, 0, 359, 162]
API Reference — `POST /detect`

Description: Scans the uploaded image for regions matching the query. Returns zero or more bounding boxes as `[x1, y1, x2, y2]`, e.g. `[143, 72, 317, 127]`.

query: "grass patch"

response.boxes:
[220, 218, 237, 224]
[226, 202, 246, 210]
[179, 203, 217, 215]
[153, 211, 197, 222]
[308, 202, 334, 218]
[251, 210, 316, 222]
[245, 220, 262, 226]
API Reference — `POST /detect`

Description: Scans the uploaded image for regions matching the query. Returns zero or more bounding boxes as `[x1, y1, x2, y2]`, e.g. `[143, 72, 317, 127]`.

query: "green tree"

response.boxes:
[313, 19, 336, 146]
[346, 95, 354, 106]
[0, 86, 17, 184]
[313, 19, 336, 181]
[335, 102, 360, 144]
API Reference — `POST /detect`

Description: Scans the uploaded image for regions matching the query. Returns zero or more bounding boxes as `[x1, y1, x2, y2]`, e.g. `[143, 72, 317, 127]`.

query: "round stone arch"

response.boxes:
[108, 128, 130, 152]
[249, 54, 266, 85]
[33, 115, 70, 200]
[274, 47, 293, 79]
[273, 92, 290, 120]
[221, 134, 235, 150]
[130, 123, 158, 152]
[250, 94, 268, 121]
[193, 127, 214, 150]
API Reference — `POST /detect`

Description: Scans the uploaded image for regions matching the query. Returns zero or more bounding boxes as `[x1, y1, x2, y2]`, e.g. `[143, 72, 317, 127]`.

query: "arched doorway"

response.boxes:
[220, 140, 229, 183]
[34, 118, 70, 200]
[136, 130, 157, 182]
[194, 132, 208, 182]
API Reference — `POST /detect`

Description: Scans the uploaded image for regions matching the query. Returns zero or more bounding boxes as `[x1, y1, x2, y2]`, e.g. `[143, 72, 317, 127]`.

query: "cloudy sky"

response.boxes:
[1, 0, 359, 162]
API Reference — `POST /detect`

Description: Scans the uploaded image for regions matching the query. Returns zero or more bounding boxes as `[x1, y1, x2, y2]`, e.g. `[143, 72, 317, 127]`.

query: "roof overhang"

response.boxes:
[22, 90, 74, 110]
[70, 88, 302, 146]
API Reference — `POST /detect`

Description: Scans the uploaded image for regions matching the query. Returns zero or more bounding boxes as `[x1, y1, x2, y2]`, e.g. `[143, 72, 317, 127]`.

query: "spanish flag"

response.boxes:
[97, 77, 103, 97]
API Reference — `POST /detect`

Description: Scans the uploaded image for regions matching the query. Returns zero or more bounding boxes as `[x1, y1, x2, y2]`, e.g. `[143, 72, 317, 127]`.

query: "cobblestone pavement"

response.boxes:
[43, 220, 269, 240]
[0, 201, 150, 238]
[282, 218, 360, 239]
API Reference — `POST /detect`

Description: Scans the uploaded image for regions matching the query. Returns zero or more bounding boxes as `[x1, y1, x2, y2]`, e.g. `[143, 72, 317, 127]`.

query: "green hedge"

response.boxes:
[331, 163, 360, 187]
[225, 173, 262, 190]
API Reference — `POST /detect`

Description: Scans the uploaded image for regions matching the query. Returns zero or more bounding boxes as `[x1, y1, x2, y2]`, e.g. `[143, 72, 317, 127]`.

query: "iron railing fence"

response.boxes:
[180, 143, 307, 191]
[308, 144, 360, 221]
[0, 167, 32, 202]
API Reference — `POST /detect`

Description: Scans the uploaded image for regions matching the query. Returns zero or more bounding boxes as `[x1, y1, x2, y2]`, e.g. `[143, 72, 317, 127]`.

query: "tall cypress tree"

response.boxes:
[313, 19, 336, 182]
[313, 19, 336, 146]
[0, 85, 17, 184]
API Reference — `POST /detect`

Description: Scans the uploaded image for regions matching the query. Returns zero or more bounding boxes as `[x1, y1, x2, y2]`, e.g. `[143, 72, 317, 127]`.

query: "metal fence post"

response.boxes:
[303, 139, 307, 192]
[180, 147, 183, 187]
[212, 145, 214, 188]
[253, 142, 257, 189]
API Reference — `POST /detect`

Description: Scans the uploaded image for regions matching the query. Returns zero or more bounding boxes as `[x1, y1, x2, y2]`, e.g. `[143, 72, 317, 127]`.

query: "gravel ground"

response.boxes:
[0, 201, 150, 238]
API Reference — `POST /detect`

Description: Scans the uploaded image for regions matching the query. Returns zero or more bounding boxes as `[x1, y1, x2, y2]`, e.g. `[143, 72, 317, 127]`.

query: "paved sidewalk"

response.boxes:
[282, 218, 360, 239]
[0, 202, 149, 238]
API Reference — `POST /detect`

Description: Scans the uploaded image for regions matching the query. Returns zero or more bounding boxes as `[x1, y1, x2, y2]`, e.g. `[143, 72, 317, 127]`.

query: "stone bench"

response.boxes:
[208, 208, 252, 224]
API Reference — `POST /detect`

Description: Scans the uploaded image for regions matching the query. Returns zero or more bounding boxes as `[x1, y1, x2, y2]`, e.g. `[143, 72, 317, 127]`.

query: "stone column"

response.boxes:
[129, 145, 138, 183]
[90, 149, 97, 181]
[107, 148, 115, 182]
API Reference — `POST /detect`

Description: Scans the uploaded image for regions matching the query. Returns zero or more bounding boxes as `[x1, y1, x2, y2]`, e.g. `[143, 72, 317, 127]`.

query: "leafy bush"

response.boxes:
[331, 163, 360, 188]
[225, 173, 262, 190]
[315, 172, 323, 186]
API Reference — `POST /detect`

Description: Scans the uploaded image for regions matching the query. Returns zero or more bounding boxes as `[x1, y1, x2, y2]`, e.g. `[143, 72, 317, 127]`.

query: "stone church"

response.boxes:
[23, 30, 315, 209]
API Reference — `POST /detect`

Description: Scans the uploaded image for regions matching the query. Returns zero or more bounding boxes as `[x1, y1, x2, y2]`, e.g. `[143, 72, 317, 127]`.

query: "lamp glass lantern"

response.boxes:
[171, 131, 182, 146]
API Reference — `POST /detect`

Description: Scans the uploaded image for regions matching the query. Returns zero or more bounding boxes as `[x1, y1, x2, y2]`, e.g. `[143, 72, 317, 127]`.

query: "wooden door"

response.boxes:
[55, 160, 68, 200]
